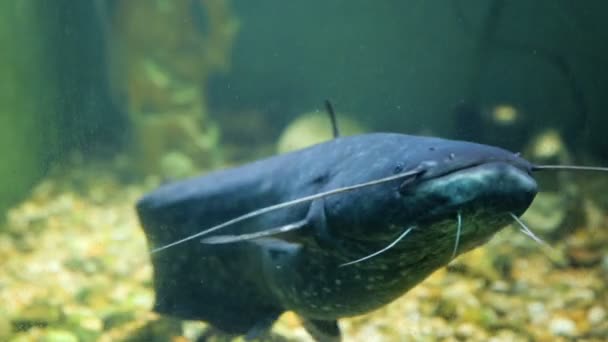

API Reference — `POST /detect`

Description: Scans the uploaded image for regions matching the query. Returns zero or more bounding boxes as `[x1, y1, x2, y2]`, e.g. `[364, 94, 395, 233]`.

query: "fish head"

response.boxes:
[326, 137, 538, 258]
[399, 160, 536, 255]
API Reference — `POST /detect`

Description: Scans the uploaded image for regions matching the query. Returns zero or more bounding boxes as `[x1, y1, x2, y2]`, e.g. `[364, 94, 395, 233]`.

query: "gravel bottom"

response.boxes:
[0, 161, 606, 341]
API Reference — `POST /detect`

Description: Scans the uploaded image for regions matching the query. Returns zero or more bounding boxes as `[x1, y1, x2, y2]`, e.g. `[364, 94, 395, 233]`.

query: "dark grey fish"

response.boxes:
[136, 109, 606, 341]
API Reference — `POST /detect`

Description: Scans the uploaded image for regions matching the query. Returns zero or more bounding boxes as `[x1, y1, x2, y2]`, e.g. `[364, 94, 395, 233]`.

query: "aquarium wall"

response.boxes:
[0, 1, 125, 218]
[0, 1, 53, 216]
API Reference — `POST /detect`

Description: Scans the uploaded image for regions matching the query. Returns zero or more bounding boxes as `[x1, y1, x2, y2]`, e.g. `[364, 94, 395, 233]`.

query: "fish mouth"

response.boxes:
[403, 161, 538, 223]
[389, 161, 538, 256]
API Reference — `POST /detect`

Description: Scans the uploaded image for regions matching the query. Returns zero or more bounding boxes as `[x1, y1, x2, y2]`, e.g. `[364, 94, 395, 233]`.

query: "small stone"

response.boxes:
[488, 329, 524, 342]
[477, 307, 499, 329]
[602, 255, 608, 272]
[566, 245, 602, 267]
[549, 317, 577, 337]
[490, 280, 510, 293]
[527, 302, 548, 324]
[564, 288, 596, 308]
[433, 299, 457, 319]
[39, 329, 78, 342]
[455, 323, 476, 339]
[587, 306, 606, 325]
[182, 321, 208, 341]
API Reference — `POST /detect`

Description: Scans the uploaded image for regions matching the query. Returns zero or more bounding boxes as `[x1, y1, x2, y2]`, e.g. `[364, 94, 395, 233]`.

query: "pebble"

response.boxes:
[39, 329, 78, 342]
[455, 323, 479, 339]
[587, 306, 606, 325]
[549, 317, 578, 337]
[566, 244, 603, 267]
[527, 302, 548, 324]
[601, 254, 608, 272]
[564, 287, 596, 308]
[490, 280, 510, 293]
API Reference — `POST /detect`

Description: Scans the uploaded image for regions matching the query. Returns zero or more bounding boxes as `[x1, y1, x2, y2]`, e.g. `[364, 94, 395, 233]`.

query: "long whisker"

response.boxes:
[339, 226, 415, 267]
[450, 211, 462, 260]
[532, 164, 608, 172]
[151, 168, 425, 254]
[201, 219, 308, 244]
[509, 212, 545, 245]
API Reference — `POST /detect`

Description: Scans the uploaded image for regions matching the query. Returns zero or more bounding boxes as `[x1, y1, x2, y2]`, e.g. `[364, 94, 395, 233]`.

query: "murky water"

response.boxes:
[1, 1, 607, 341]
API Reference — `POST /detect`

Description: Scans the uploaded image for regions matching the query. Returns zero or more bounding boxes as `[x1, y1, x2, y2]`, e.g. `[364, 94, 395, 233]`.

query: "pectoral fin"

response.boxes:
[308, 199, 337, 248]
[200, 198, 333, 246]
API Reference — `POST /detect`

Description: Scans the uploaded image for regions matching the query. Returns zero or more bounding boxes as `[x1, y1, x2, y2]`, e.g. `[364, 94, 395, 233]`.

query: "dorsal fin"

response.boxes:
[324, 99, 340, 138]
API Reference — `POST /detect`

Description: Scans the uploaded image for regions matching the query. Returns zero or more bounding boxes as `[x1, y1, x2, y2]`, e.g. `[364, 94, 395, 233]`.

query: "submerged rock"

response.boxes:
[277, 111, 365, 153]
[549, 317, 578, 337]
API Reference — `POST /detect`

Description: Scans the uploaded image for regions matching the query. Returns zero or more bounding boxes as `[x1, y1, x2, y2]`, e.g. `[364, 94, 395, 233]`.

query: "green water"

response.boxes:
[1, 1, 607, 341]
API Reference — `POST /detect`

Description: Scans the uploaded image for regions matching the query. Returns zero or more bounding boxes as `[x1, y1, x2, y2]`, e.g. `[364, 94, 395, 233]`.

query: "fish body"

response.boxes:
[136, 132, 537, 339]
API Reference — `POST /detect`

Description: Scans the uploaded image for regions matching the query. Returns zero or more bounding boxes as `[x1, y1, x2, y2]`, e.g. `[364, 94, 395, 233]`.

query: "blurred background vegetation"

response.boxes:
[1, 0, 607, 219]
